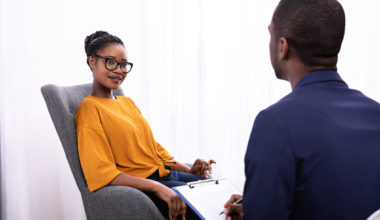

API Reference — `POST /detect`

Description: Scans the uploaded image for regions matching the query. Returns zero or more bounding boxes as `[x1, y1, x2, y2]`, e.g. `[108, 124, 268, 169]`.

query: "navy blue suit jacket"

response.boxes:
[243, 70, 380, 219]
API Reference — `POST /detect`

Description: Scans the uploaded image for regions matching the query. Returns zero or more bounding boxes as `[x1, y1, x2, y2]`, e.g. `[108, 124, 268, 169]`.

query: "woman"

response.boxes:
[75, 31, 215, 220]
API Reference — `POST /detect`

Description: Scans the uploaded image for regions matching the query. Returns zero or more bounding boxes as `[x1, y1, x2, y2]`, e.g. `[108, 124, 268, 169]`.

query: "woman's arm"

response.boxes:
[110, 173, 164, 192]
[110, 173, 186, 220]
[170, 160, 191, 173]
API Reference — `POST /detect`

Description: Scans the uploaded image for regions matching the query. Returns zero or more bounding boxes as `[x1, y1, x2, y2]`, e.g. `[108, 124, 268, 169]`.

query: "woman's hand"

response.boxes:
[223, 194, 243, 220]
[190, 159, 216, 178]
[154, 185, 187, 220]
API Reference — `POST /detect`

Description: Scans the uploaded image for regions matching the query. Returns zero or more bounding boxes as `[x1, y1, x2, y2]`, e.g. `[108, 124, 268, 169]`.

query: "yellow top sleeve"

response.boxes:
[75, 96, 173, 192]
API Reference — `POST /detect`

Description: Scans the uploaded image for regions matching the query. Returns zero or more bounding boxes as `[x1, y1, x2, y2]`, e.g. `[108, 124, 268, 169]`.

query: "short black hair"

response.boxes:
[84, 31, 124, 66]
[272, 0, 345, 67]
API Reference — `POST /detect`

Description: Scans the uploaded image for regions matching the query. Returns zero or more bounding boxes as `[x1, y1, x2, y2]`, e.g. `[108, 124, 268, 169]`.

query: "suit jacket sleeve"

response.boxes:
[243, 109, 296, 220]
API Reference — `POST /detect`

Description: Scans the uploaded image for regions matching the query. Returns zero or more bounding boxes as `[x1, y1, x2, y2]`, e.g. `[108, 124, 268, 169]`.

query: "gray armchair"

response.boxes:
[41, 83, 166, 220]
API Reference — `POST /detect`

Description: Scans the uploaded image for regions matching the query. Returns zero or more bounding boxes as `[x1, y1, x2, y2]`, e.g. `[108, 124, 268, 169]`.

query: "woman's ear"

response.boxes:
[88, 56, 96, 69]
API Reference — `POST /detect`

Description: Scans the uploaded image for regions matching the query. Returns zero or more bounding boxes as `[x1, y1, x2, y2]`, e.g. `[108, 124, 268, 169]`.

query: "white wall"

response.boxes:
[0, 0, 379, 219]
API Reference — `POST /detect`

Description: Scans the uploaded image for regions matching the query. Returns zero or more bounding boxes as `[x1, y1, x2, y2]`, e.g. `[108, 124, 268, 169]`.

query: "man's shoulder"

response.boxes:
[263, 92, 301, 114]
[262, 85, 380, 128]
[259, 89, 326, 123]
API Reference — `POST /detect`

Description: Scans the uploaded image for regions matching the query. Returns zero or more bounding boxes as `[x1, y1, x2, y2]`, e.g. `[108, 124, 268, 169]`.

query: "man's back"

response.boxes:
[243, 70, 380, 219]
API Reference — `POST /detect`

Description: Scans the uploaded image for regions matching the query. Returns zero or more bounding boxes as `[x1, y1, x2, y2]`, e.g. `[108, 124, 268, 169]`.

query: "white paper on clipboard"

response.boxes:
[172, 179, 241, 220]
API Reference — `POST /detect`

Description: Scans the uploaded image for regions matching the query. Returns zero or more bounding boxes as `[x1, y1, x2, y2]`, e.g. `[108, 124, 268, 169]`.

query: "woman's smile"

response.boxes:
[108, 75, 123, 84]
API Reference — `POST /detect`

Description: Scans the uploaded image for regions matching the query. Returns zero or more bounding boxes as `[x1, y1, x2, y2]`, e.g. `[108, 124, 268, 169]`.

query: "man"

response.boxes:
[224, 0, 380, 219]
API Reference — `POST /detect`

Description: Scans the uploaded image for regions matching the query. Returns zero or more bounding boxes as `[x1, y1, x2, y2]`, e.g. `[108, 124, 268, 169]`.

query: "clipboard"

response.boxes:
[172, 179, 241, 220]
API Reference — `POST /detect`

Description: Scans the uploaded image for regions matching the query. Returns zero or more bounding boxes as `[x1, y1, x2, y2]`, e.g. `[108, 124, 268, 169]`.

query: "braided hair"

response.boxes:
[84, 31, 124, 66]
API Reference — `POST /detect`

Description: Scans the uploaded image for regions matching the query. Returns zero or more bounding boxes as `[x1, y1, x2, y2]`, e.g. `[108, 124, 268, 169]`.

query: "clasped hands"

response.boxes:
[189, 158, 216, 178]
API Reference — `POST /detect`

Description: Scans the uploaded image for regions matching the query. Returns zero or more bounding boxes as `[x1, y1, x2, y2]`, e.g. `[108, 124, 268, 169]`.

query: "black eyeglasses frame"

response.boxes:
[93, 54, 133, 74]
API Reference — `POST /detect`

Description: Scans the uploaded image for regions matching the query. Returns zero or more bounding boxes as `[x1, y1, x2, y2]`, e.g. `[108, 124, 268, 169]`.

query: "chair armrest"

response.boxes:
[83, 186, 166, 220]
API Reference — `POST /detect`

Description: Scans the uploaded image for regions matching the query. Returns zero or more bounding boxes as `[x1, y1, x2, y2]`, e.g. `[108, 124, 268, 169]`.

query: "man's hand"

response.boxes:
[190, 159, 216, 178]
[155, 185, 187, 220]
[223, 194, 243, 220]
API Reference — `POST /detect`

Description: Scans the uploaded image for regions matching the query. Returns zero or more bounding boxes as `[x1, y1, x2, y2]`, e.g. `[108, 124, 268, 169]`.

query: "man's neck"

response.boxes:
[286, 62, 337, 90]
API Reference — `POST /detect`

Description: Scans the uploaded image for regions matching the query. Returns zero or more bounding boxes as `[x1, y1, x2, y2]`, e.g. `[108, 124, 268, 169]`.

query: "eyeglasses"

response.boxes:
[93, 54, 133, 74]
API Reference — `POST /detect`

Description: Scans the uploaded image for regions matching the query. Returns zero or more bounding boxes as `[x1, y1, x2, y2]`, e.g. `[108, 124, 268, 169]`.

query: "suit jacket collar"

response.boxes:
[294, 70, 347, 90]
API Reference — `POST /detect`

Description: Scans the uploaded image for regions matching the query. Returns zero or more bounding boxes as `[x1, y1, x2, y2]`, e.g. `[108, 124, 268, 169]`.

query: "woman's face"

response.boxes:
[88, 43, 128, 91]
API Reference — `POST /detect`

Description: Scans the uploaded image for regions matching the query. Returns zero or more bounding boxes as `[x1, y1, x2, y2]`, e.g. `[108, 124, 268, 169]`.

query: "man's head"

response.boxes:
[269, 0, 345, 80]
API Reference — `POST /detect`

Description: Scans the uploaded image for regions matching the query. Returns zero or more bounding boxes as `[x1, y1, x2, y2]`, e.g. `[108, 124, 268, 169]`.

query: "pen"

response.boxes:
[219, 197, 243, 215]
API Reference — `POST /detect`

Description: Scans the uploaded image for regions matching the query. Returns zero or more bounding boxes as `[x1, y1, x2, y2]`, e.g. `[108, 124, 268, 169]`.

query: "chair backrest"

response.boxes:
[41, 83, 124, 193]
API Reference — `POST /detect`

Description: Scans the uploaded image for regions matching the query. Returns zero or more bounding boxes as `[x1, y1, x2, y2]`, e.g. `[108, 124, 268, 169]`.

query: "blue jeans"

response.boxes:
[147, 168, 205, 187]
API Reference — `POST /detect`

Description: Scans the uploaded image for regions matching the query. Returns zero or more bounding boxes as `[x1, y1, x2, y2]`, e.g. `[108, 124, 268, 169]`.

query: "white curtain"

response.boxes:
[1, 0, 380, 219]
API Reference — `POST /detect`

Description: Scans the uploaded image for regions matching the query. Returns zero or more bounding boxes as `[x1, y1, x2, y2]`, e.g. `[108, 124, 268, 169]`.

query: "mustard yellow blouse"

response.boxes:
[75, 96, 173, 192]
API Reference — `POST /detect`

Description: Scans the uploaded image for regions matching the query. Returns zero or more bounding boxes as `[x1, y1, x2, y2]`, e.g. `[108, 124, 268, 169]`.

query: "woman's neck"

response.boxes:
[91, 82, 115, 99]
